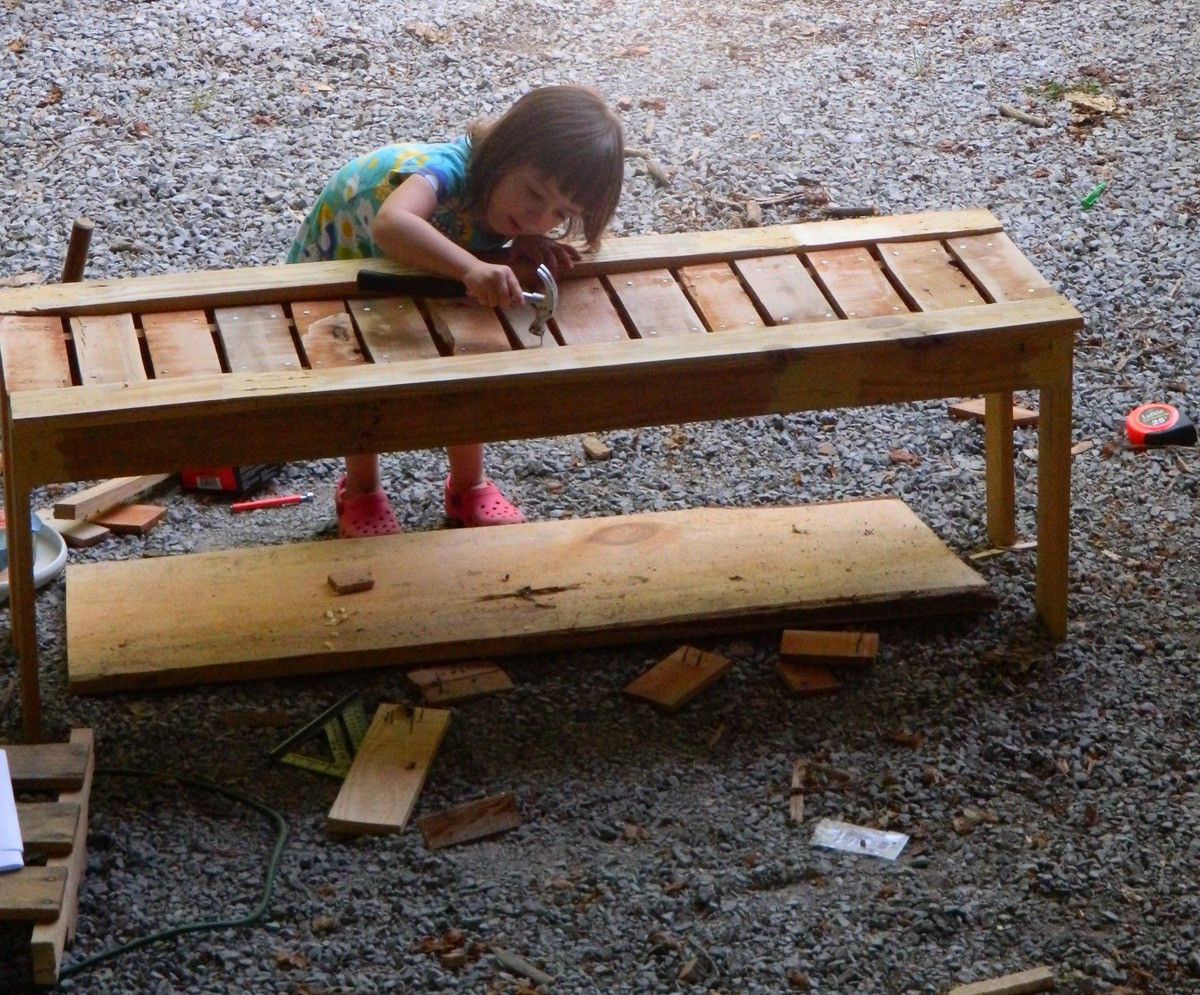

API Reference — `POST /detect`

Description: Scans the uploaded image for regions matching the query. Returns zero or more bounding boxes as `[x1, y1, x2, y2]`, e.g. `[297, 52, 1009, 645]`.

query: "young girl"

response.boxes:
[287, 85, 625, 537]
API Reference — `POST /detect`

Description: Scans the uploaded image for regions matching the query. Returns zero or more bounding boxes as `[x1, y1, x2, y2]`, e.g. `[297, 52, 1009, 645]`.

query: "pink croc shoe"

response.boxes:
[443, 477, 526, 527]
[334, 475, 402, 538]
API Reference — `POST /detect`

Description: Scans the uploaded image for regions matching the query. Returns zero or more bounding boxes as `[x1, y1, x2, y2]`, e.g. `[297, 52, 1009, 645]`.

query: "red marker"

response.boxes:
[231, 492, 314, 513]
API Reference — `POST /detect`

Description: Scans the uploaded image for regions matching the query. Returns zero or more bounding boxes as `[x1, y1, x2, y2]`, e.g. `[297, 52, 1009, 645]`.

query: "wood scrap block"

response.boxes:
[0, 866, 67, 921]
[582, 435, 612, 461]
[406, 662, 514, 704]
[17, 802, 81, 857]
[327, 567, 374, 595]
[326, 704, 450, 837]
[779, 629, 878, 667]
[776, 660, 842, 696]
[416, 792, 522, 850]
[53, 474, 172, 520]
[88, 502, 167, 535]
[36, 510, 110, 548]
[948, 396, 1039, 427]
[948, 965, 1054, 995]
[4, 742, 89, 791]
[31, 729, 95, 983]
[624, 645, 731, 712]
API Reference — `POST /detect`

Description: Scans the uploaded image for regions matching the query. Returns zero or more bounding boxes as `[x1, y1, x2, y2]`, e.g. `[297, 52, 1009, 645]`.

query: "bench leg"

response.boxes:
[2, 442, 42, 741]
[1035, 376, 1072, 640]
[984, 392, 1016, 547]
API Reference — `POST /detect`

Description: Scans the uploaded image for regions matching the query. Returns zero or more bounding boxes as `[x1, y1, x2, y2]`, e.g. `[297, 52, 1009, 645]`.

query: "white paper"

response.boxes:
[810, 817, 908, 861]
[0, 750, 24, 872]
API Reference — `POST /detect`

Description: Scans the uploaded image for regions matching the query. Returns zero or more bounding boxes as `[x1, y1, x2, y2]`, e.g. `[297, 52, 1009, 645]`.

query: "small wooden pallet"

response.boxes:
[0, 729, 94, 985]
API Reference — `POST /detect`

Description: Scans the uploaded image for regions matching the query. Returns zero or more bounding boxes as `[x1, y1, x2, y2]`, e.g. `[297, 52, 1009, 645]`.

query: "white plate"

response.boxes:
[0, 520, 69, 605]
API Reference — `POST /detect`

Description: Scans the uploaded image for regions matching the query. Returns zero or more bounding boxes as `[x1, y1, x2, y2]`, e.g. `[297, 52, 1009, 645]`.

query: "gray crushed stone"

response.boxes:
[2, 0, 1199, 992]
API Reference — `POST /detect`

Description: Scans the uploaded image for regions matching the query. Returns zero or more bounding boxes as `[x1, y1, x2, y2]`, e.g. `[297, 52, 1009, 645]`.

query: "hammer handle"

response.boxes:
[356, 270, 467, 298]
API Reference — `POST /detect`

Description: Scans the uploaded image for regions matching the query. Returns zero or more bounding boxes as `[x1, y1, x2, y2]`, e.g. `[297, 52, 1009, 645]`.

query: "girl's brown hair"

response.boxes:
[464, 85, 625, 249]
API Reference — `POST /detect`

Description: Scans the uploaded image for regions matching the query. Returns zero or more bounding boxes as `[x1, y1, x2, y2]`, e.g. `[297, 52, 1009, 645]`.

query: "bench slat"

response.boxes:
[677, 262, 764, 333]
[732, 255, 836, 326]
[608, 268, 705, 339]
[0, 316, 72, 390]
[71, 313, 145, 384]
[947, 232, 1057, 303]
[881, 240, 984, 311]
[141, 310, 223, 378]
[291, 300, 365, 369]
[214, 304, 302, 373]
[426, 298, 513, 355]
[551, 278, 631, 345]
[806, 246, 909, 319]
[349, 297, 441, 362]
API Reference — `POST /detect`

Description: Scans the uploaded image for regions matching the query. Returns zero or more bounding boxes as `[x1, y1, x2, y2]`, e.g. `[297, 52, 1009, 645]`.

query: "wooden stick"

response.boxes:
[59, 218, 94, 284]
[53, 473, 171, 520]
[998, 104, 1049, 128]
[493, 947, 555, 987]
[948, 965, 1054, 995]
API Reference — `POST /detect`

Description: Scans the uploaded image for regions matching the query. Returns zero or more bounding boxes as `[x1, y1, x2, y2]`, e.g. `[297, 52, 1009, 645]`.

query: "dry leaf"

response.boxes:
[888, 447, 924, 467]
[273, 949, 309, 969]
[250, 113, 277, 126]
[639, 96, 667, 112]
[405, 20, 452, 43]
[38, 82, 62, 107]
[7, 37, 25, 54]
[612, 44, 651, 58]
[891, 728, 925, 748]
[1066, 91, 1118, 114]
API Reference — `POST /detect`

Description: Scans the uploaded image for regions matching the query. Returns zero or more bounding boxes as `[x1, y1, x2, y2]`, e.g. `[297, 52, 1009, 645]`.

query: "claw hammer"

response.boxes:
[356, 264, 559, 342]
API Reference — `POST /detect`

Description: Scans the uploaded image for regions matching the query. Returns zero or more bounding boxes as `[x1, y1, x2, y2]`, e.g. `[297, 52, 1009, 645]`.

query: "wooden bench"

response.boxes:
[0, 209, 1081, 741]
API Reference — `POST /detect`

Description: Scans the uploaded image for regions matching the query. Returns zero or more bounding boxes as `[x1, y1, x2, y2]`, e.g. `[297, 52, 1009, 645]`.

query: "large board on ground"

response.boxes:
[66, 500, 992, 693]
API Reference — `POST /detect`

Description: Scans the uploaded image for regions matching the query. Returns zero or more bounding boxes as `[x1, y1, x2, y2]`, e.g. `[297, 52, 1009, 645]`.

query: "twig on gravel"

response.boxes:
[998, 103, 1050, 128]
[624, 147, 673, 186]
[493, 947, 555, 986]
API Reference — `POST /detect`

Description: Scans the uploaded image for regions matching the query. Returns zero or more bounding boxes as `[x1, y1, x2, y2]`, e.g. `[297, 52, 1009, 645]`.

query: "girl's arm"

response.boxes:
[372, 176, 525, 307]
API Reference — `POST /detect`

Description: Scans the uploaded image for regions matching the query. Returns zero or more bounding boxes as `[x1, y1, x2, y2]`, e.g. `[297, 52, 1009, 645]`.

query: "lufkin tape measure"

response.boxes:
[1125, 402, 1198, 447]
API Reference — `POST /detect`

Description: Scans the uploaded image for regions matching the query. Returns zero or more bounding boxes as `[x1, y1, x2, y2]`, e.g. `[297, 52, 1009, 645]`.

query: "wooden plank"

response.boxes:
[292, 300, 366, 369]
[0, 866, 67, 921]
[425, 298, 512, 356]
[4, 743, 88, 790]
[677, 262, 764, 332]
[416, 792, 522, 850]
[36, 510, 110, 549]
[776, 660, 841, 695]
[551, 277, 630, 345]
[948, 965, 1054, 995]
[947, 232, 1057, 303]
[8, 298, 1082, 487]
[0, 316, 72, 390]
[606, 269, 704, 339]
[31, 729, 95, 984]
[879, 240, 984, 311]
[326, 704, 450, 836]
[0, 211, 1004, 317]
[806, 246, 908, 319]
[779, 629, 878, 667]
[71, 313, 146, 384]
[348, 297, 441, 362]
[88, 502, 166, 535]
[732, 255, 837, 326]
[213, 304, 301, 373]
[140, 310, 222, 378]
[53, 474, 171, 520]
[17, 802, 80, 857]
[407, 662, 514, 704]
[65, 501, 994, 694]
[948, 396, 1039, 427]
[624, 645, 731, 712]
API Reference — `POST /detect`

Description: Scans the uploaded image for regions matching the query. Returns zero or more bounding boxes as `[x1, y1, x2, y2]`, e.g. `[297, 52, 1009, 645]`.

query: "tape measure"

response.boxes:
[1125, 402, 1197, 448]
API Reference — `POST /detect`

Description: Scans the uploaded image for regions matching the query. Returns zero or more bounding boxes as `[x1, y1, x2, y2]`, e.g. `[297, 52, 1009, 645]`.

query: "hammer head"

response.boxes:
[526, 263, 559, 341]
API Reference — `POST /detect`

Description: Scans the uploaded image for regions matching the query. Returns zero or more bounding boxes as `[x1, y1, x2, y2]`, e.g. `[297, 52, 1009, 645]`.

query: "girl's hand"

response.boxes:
[508, 235, 581, 279]
[462, 261, 525, 308]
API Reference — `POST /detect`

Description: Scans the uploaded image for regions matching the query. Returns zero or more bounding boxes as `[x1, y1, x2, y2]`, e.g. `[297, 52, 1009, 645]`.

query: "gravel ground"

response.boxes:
[2, 0, 1200, 992]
